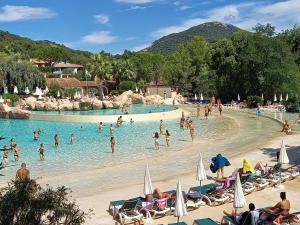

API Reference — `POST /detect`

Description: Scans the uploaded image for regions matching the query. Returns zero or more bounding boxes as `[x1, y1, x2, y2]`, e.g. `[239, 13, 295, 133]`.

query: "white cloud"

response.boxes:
[114, 0, 157, 4]
[179, 5, 192, 10]
[125, 5, 151, 11]
[0, 5, 56, 22]
[94, 14, 110, 24]
[152, 0, 300, 38]
[81, 31, 117, 44]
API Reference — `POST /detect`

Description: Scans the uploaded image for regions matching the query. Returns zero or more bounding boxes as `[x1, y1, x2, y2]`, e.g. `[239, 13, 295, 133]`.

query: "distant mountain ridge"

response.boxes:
[0, 30, 91, 64]
[145, 21, 243, 55]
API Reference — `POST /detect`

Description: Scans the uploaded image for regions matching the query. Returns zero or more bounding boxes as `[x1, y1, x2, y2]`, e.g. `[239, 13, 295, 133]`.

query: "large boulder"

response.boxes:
[102, 100, 114, 109]
[73, 102, 80, 110]
[92, 99, 103, 109]
[145, 95, 164, 105]
[44, 102, 58, 111]
[131, 93, 145, 104]
[0, 103, 11, 113]
[35, 101, 45, 111]
[111, 101, 122, 108]
[24, 96, 37, 110]
[115, 90, 133, 106]
[9, 108, 31, 119]
[58, 102, 73, 111]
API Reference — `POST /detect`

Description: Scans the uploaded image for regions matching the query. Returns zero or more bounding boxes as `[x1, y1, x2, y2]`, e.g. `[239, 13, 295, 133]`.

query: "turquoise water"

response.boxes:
[31, 104, 176, 115]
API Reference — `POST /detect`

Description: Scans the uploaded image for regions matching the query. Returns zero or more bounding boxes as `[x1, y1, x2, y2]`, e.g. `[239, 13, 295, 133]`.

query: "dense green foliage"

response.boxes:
[118, 81, 136, 91]
[4, 94, 20, 103]
[247, 96, 263, 108]
[0, 30, 91, 65]
[0, 57, 45, 93]
[284, 95, 300, 112]
[48, 83, 60, 97]
[0, 179, 90, 225]
[146, 22, 241, 55]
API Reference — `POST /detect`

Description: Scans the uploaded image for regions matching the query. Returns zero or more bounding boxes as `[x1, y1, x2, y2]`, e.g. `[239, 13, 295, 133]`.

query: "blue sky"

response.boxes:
[0, 0, 299, 54]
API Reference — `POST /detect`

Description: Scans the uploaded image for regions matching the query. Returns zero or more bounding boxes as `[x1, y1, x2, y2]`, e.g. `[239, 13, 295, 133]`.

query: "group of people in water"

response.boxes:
[1, 138, 20, 166]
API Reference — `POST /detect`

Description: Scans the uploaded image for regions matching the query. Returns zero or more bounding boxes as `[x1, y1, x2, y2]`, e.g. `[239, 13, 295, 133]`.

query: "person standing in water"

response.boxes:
[110, 137, 116, 153]
[16, 163, 30, 180]
[164, 130, 171, 147]
[180, 117, 185, 130]
[159, 120, 164, 135]
[196, 105, 200, 117]
[99, 122, 104, 132]
[10, 138, 15, 150]
[204, 105, 209, 120]
[13, 144, 19, 161]
[218, 99, 223, 116]
[70, 134, 75, 144]
[33, 131, 39, 141]
[3, 145, 8, 166]
[37, 128, 42, 136]
[54, 134, 59, 148]
[110, 124, 115, 137]
[153, 132, 160, 150]
[39, 144, 45, 161]
[188, 120, 195, 142]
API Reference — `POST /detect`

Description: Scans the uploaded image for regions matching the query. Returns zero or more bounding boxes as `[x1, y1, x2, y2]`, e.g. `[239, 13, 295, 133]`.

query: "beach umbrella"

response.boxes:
[147, 88, 150, 95]
[57, 90, 60, 98]
[200, 93, 204, 101]
[135, 86, 138, 93]
[143, 164, 153, 195]
[45, 86, 49, 93]
[233, 173, 247, 217]
[261, 93, 264, 101]
[194, 93, 197, 101]
[13, 86, 18, 94]
[4, 86, 8, 94]
[139, 89, 143, 95]
[274, 94, 277, 102]
[279, 140, 289, 164]
[286, 94, 288, 101]
[196, 154, 207, 187]
[24, 87, 30, 95]
[0, 96, 3, 103]
[38, 94, 42, 100]
[74, 91, 78, 99]
[280, 94, 283, 102]
[237, 93, 240, 101]
[174, 180, 187, 223]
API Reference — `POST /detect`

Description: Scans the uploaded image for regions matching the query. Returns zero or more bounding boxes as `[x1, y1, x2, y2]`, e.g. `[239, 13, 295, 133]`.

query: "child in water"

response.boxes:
[39, 143, 45, 161]
[153, 132, 160, 150]
[110, 137, 116, 153]
[70, 134, 75, 144]
[164, 130, 171, 146]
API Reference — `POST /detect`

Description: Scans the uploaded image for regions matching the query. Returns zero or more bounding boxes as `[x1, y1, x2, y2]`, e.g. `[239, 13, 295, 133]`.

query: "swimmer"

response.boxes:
[54, 134, 59, 148]
[117, 116, 123, 126]
[130, 118, 134, 124]
[70, 134, 75, 144]
[124, 109, 129, 115]
[159, 120, 164, 134]
[164, 130, 171, 147]
[153, 132, 160, 150]
[180, 117, 185, 130]
[37, 128, 42, 136]
[13, 144, 19, 161]
[196, 105, 200, 117]
[39, 143, 45, 161]
[204, 105, 209, 120]
[33, 131, 39, 141]
[110, 124, 115, 137]
[99, 122, 104, 132]
[110, 137, 116, 153]
[80, 125, 84, 130]
[3, 145, 8, 165]
[188, 120, 195, 142]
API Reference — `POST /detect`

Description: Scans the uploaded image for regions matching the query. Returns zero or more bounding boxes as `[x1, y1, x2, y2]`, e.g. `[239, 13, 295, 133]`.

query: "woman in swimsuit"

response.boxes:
[13, 144, 19, 161]
[110, 137, 116, 154]
[188, 120, 195, 142]
[39, 143, 45, 161]
[185, 117, 190, 129]
[54, 134, 59, 148]
[180, 117, 185, 130]
[70, 134, 75, 144]
[159, 120, 164, 135]
[10, 138, 15, 150]
[205, 106, 209, 120]
[3, 145, 8, 165]
[164, 130, 171, 147]
[99, 122, 104, 132]
[218, 100, 223, 116]
[153, 132, 159, 150]
[110, 124, 115, 137]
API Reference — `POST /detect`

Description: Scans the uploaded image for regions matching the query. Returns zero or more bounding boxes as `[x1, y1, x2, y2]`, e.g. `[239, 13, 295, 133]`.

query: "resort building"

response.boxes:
[147, 83, 175, 98]
[30, 58, 51, 67]
[53, 62, 83, 76]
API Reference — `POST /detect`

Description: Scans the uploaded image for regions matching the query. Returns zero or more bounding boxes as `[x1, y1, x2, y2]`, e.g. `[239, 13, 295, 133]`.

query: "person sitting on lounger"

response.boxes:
[222, 203, 259, 225]
[242, 160, 269, 175]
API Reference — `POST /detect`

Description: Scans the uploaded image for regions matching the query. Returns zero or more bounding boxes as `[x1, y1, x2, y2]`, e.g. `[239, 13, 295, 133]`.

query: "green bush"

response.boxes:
[118, 81, 136, 91]
[284, 95, 299, 113]
[4, 94, 20, 103]
[48, 83, 61, 97]
[247, 95, 263, 108]
[110, 90, 120, 96]
[79, 102, 91, 109]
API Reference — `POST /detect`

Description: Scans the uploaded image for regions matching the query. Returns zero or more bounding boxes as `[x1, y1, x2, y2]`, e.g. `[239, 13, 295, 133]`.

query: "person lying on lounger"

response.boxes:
[222, 203, 259, 225]
[145, 187, 176, 201]
[242, 160, 268, 175]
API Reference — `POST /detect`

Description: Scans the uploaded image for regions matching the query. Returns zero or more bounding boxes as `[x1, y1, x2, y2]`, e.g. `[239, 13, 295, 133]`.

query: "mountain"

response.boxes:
[145, 22, 243, 55]
[0, 30, 91, 65]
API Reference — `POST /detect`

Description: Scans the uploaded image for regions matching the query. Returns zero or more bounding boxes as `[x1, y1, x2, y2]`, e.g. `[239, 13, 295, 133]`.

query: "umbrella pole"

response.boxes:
[177, 216, 179, 223]
[200, 180, 202, 187]
[234, 208, 237, 223]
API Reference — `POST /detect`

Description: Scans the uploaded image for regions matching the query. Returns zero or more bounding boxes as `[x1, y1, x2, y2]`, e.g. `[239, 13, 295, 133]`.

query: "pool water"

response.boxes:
[31, 104, 176, 115]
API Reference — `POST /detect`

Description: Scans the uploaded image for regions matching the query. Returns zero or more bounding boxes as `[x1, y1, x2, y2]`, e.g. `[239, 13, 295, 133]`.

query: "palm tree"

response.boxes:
[86, 53, 112, 81]
[111, 59, 136, 84]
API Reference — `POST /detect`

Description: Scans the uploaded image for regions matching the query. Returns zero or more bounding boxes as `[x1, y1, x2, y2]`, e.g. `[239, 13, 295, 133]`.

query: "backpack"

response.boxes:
[239, 211, 253, 225]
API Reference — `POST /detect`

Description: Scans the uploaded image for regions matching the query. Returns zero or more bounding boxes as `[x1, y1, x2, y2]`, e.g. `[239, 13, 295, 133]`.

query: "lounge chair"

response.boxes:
[116, 199, 143, 225]
[240, 174, 256, 194]
[168, 223, 188, 225]
[185, 191, 208, 209]
[193, 218, 219, 225]
[144, 198, 171, 219]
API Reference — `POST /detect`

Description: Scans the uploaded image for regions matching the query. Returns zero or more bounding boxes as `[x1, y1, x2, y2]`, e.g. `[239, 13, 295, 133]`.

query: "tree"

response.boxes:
[111, 59, 136, 84]
[86, 53, 113, 81]
[254, 23, 276, 37]
[34, 46, 70, 64]
[0, 179, 91, 225]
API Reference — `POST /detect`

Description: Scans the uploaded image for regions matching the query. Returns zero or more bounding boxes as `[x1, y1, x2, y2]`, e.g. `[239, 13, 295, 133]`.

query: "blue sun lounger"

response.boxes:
[168, 222, 188, 225]
[108, 197, 143, 217]
[193, 218, 219, 225]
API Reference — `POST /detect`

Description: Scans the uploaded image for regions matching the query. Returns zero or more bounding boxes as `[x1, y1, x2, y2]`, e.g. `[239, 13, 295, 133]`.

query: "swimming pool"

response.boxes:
[31, 104, 176, 115]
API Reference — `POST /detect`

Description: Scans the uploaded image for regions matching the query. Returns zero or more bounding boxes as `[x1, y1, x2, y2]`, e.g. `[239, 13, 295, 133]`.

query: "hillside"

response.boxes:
[145, 21, 243, 55]
[0, 30, 92, 65]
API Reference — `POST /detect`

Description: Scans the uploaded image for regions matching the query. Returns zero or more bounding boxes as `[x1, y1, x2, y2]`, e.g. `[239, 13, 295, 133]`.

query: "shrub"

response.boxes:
[284, 95, 299, 113]
[48, 83, 60, 97]
[247, 95, 263, 108]
[79, 102, 91, 109]
[110, 90, 120, 96]
[118, 81, 136, 92]
[4, 94, 20, 103]
[0, 179, 91, 225]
